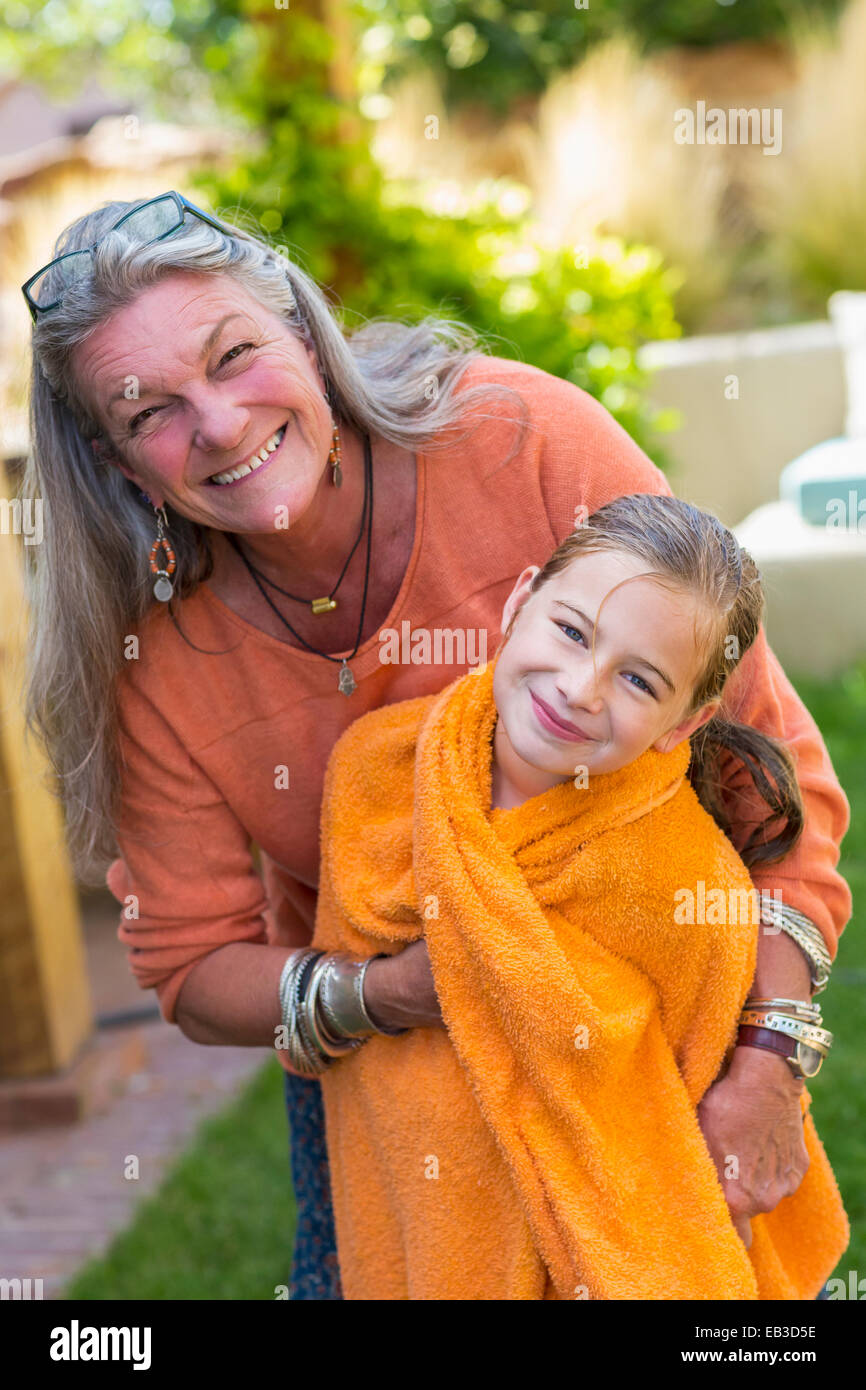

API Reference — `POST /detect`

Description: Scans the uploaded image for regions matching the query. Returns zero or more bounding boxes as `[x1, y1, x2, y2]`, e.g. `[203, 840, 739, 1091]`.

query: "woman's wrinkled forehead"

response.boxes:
[71, 271, 279, 427]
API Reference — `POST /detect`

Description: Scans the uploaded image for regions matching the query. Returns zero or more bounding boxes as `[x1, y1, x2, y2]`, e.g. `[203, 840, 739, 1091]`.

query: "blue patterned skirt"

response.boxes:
[284, 1069, 343, 1300]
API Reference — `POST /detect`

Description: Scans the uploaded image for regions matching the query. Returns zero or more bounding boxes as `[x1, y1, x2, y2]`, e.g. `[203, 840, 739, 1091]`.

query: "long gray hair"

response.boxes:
[22, 195, 522, 882]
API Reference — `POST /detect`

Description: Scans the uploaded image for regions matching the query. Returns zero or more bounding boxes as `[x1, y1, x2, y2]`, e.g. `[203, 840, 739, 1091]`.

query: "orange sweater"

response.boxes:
[107, 356, 852, 1069]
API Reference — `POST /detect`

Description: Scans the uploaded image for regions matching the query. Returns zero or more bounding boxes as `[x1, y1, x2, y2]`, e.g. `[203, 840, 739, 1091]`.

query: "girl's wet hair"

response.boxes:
[509, 492, 803, 869]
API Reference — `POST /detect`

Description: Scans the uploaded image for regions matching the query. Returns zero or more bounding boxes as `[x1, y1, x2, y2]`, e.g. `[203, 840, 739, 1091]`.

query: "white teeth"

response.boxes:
[209, 422, 286, 485]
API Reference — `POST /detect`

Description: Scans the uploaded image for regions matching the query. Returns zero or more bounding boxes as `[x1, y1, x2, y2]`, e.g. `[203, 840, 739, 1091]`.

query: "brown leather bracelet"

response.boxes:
[737, 1024, 797, 1060]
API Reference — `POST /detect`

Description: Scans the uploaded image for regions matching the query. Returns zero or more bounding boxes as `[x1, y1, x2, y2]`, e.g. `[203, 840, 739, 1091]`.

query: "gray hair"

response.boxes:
[22, 195, 524, 881]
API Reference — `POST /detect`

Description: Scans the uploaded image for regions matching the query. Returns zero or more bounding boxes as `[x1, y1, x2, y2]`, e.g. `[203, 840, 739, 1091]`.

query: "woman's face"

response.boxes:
[492, 547, 721, 785]
[70, 270, 332, 533]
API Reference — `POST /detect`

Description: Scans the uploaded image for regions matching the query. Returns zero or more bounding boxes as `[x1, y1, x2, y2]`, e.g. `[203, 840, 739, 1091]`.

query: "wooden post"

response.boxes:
[0, 461, 93, 1077]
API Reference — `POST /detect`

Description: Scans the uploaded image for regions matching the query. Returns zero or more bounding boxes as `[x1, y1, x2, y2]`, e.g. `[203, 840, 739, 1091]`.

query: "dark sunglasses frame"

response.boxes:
[21, 190, 232, 322]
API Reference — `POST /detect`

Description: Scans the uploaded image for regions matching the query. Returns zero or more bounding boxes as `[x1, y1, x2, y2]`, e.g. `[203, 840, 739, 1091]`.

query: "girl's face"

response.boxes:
[70, 270, 332, 533]
[492, 548, 721, 794]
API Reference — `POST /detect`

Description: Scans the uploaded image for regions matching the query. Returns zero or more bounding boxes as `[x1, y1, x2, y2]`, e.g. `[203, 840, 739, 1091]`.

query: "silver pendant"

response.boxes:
[153, 575, 174, 602]
[338, 659, 356, 695]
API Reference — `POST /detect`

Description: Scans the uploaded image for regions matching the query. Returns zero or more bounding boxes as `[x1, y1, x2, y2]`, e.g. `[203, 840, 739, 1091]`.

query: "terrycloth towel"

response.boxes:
[313, 656, 849, 1299]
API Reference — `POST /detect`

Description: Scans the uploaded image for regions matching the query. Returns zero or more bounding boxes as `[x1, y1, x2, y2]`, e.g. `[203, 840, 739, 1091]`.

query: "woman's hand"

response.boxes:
[697, 1044, 809, 1249]
[362, 940, 445, 1032]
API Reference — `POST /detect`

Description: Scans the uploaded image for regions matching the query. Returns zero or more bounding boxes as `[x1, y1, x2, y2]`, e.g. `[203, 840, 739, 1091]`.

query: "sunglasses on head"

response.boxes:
[21, 191, 233, 322]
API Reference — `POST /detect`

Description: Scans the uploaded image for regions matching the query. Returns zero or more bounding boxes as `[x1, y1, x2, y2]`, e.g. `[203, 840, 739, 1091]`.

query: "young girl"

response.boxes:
[311, 492, 849, 1299]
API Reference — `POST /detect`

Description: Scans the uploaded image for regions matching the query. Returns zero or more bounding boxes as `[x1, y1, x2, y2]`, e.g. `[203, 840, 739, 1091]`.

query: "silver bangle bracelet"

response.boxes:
[276, 949, 332, 1076]
[278, 950, 404, 1076]
[742, 996, 822, 1022]
[318, 952, 409, 1038]
[738, 1010, 833, 1054]
[278, 949, 314, 1042]
[306, 954, 362, 1060]
[319, 952, 376, 1038]
[758, 894, 832, 995]
[295, 952, 333, 1075]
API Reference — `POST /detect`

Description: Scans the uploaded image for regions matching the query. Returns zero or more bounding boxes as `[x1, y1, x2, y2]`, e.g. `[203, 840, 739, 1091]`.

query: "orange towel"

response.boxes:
[313, 655, 849, 1299]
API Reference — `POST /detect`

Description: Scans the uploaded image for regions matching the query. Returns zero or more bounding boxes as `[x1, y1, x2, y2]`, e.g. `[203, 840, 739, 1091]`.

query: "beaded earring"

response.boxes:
[329, 421, 342, 487]
[148, 504, 177, 602]
[321, 379, 342, 488]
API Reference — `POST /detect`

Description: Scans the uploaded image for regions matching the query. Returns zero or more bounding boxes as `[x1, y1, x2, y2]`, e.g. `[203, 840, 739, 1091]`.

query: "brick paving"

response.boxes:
[0, 890, 270, 1300]
[0, 1022, 269, 1298]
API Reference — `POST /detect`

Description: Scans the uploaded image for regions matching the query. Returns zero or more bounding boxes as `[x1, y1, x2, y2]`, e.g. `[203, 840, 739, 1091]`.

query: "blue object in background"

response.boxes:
[780, 437, 866, 528]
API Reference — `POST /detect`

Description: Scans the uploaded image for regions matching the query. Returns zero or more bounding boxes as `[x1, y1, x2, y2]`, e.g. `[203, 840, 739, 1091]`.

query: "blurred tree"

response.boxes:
[359, 0, 848, 115]
[1, 0, 681, 460]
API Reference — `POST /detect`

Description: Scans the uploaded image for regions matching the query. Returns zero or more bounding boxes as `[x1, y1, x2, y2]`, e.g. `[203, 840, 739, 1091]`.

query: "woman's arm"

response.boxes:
[693, 631, 848, 1242]
[720, 625, 852, 955]
[174, 938, 443, 1045]
[698, 930, 811, 1249]
[111, 665, 444, 1048]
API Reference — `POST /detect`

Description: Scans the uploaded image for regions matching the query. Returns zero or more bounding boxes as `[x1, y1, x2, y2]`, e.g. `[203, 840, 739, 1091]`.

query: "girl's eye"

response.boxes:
[556, 621, 586, 645]
[556, 621, 656, 697]
[624, 671, 655, 697]
[219, 342, 255, 367]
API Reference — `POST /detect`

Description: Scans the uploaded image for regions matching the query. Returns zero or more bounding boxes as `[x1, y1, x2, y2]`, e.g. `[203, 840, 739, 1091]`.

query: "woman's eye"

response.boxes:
[127, 344, 254, 431]
[219, 342, 255, 367]
[129, 407, 159, 434]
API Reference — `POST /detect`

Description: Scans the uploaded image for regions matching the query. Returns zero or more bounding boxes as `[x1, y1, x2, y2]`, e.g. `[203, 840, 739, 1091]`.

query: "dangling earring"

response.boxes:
[328, 421, 342, 488]
[322, 380, 342, 488]
[148, 504, 177, 602]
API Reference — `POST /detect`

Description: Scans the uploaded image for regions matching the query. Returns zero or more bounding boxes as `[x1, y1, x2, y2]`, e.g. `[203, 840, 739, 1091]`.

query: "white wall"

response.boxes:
[638, 321, 846, 527]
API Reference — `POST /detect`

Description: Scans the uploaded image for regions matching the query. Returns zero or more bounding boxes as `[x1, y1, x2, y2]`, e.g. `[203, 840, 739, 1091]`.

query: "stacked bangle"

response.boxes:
[276, 949, 407, 1075]
[736, 992, 833, 1079]
[758, 893, 832, 995]
[319, 952, 409, 1039]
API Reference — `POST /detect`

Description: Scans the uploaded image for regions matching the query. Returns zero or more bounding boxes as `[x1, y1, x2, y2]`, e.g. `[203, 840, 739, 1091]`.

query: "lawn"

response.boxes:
[66, 1058, 296, 1300]
[66, 662, 866, 1300]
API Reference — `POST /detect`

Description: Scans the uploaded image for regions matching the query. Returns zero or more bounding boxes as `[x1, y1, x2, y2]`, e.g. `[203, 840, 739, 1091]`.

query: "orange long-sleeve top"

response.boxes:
[107, 355, 852, 1066]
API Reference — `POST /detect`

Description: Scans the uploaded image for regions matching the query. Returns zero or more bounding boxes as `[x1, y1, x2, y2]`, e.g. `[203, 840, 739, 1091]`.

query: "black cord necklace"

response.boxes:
[227, 432, 373, 695]
[228, 450, 367, 615]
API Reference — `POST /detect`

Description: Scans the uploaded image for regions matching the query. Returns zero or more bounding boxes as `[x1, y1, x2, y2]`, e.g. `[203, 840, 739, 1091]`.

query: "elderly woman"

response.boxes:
[22, 191, 850, 1299]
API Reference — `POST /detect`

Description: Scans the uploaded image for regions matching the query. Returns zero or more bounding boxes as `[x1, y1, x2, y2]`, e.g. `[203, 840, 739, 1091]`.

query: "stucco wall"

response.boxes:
[639, 321, 846, 527]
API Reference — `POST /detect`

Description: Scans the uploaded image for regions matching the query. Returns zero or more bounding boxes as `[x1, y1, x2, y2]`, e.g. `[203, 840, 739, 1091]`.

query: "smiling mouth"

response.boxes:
[206, 421, 288, 486]
[530, 690, 596, 741]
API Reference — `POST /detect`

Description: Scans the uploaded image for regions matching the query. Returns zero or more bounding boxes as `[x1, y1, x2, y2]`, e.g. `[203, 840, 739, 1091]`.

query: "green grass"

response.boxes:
[788, 661, 866, 1282]
[65, 1058, 295, 1300]
[66, 662, 866, 1299]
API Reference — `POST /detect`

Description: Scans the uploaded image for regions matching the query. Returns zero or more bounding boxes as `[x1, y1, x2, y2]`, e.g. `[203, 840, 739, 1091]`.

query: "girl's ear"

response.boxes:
[500, 565, 540, 637]
[653, 699, 721, 754]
